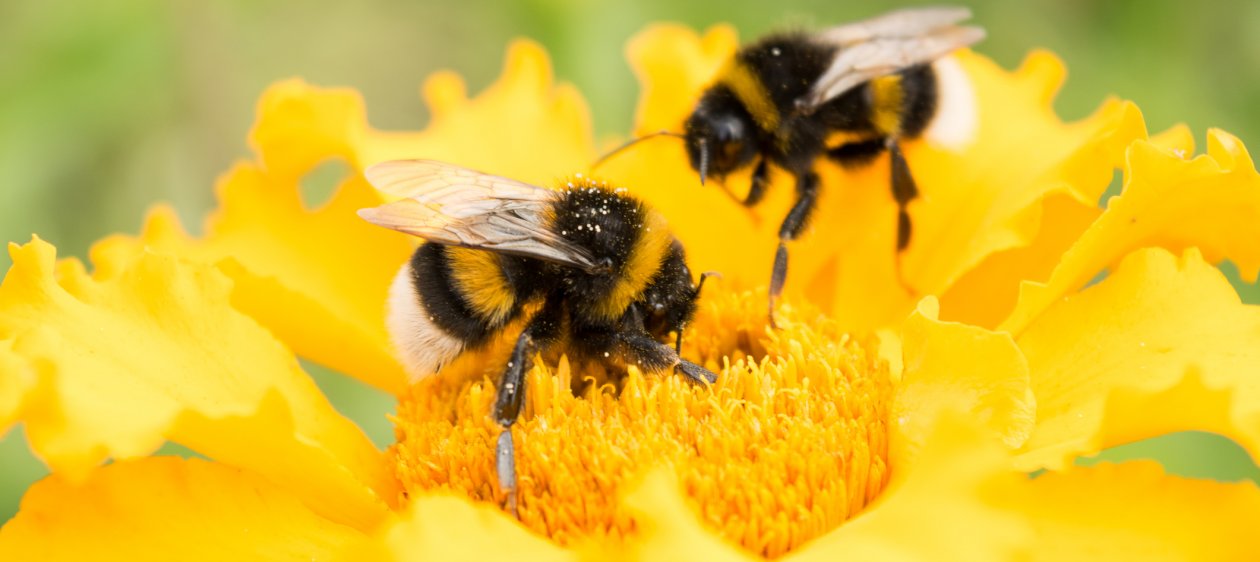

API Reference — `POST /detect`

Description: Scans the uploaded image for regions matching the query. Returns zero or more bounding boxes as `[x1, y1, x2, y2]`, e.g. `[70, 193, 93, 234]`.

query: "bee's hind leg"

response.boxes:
[492, 302, 561, 517]
[826, 137, 918, 293]
[887, 138, 918, 294]
[769, 170, 820, 328]
[825, 137, 887, 168]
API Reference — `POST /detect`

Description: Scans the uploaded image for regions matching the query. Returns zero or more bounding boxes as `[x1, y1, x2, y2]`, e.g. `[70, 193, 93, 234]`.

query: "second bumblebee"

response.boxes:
[683, 6, 984, 318]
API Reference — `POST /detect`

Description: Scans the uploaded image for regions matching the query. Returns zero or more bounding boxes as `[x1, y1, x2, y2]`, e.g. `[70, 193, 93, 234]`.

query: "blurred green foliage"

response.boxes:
[2, 0, 1259, 523]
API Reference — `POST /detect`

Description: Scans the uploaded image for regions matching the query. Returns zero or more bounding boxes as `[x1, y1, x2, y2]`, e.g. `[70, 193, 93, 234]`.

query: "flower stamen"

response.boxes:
[390, 288, 892, 557]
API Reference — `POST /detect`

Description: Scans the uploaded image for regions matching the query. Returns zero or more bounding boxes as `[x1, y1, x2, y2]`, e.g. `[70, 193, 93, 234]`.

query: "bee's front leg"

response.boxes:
[609, 308, 716, 384]
[743, 158, 771, 206]
[616, 328, 717, 385]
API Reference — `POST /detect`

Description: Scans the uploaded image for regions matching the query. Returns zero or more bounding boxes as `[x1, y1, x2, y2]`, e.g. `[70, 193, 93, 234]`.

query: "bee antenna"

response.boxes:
[697, 138, 710, 187]
[590, 130, 685, 171]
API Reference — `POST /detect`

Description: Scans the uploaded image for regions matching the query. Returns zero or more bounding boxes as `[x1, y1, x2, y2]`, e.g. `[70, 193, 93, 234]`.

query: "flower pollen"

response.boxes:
[390, 288, 892, 557]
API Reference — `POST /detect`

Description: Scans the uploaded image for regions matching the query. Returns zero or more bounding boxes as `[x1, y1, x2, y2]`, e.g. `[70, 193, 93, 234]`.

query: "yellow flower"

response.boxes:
[3, 24, 1260, 561]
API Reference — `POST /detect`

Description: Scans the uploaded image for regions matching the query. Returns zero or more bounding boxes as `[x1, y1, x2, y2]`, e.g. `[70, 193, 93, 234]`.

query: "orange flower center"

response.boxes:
[389, 288, 893, 557]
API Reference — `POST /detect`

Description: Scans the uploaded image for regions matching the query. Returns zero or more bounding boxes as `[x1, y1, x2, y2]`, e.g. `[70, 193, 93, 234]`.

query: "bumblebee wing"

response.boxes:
[798, 8, 984, 111]
[817, 6, 974, 44]
[359, 160, 599, 270]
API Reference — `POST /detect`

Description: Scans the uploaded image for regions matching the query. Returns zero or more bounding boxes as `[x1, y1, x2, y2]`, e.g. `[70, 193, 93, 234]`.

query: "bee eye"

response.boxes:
[713, 116, 747, 143]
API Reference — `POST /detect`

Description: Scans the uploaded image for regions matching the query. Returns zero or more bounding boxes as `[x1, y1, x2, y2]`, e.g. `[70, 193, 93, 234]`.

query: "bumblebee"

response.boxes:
[358, 160, 717, 512]
[684, 6, 983, 320]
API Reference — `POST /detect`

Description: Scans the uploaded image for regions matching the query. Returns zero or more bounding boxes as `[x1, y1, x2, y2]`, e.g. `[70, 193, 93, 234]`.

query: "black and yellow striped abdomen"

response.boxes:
[409, 243, 526, 348]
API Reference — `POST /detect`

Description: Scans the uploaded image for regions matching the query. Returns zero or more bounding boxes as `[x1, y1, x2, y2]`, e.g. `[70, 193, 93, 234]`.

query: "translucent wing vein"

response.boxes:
[359, 160, 598, 269]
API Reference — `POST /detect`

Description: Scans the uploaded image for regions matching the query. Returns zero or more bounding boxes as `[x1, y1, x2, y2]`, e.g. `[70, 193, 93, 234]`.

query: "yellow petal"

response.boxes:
[1014, 247, 1260, 470]
[98, 42, 597, 394]
[1089, 368, 1257, 467]
[787, 414, 1032, 562]
[902, 64, 1145, 295]
[627, 24, 739, 135]
[340, 494, 574, 562]
[93, 164, 414, 394]
[1002, 129, 1260, 334]
[360, 40, 596, 184]
[249, 79, 368, 181]
[1149, 123, 1195, 154]
[604, 26, 1149, 332]
[934, 122, 1197, 330]
[0, 238, 396, 529]
[0, 457, 364, 561]
[1003, 461, 1260, 561]
[892, 297, 1035, 468]
[253, 40, 594, 185]
[938, 191, 1101, 329]
[601, 468, 752, 562]
[0, 339, 35, 436]
[937, 123, 1188, 331]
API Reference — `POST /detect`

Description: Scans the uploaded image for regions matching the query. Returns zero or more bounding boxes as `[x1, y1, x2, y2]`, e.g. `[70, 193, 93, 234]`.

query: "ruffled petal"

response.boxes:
[938, 192, 1101, 329]
[0, 339, 35, 436]
[0, 238, 396, 529]
[790, 417, 1260, 561]
[786, 415, 1032, 562]
[0, 457, 365, 561]
[595, 469, 752, 562]
[339, 494, 574, 562]
[902, 63, 1145, 296]
[937, 124, 1192, 330]
[891, 298, 1034, 468]
[250, 40, 594, 184]
[1001, 461, 1260, 561]
[627, 24, 739, 135]
[603, 26, 1149, 332]
[1014, 247, 1260, 470]
[357, 40, 596, 184]
[1002, 129, 1260, 334]
[97, 40, 596, 394]
[93, 166, 414, 394]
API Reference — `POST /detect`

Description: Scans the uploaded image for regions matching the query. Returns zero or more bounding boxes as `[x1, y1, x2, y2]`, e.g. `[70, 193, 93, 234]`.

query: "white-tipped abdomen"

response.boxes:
[925, 55, 978, 150]
[387, 261, 466, 382]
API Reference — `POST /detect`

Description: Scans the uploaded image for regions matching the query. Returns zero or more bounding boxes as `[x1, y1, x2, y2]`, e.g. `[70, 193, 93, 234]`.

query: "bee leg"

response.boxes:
[619, 329, 717, 385]
[492, 330, 533, 517]
[826, 138, 887, 169]
[676, 271, 721, 354]
[743, 158, 771, 206]
[887, 139, 919, 293]
[887, 139, 918, 251]
[769, 171, 820, 327]
[492, 305, 561, 517]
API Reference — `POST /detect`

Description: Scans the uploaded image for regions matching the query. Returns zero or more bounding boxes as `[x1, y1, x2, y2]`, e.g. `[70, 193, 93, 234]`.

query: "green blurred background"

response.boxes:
[3, 0, 1259, 522]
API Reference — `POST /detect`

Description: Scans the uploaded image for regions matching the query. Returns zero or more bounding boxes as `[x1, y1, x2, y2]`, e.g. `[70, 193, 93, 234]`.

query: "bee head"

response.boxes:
[640, 242, 701, 340]
[684, 103, 757, 185]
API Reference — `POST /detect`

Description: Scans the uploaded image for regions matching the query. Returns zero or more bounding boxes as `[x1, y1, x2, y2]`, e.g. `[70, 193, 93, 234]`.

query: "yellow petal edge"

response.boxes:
[0, 238, 395, 529]
[0, 457, 364, 561]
